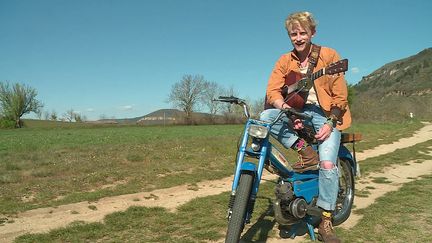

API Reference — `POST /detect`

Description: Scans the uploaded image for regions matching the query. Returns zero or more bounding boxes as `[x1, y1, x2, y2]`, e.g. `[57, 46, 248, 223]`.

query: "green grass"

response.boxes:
[0, 124, 242, 214]
[15, 181, 277, 243]
[349, 139, 432, 216]
[0, 120, 426, 215]
[11, 121, 432, 242]
[357, 139, 432, 176]
[343, 120, 424, 152]
[337, 174, 432, 242]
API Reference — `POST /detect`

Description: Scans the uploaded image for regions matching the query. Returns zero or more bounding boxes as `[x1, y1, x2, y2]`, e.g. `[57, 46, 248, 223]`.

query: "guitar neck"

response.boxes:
[310, 68, 324, 82]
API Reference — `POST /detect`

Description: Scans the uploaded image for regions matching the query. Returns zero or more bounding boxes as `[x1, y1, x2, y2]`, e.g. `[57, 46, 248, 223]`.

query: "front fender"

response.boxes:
[241, 162, 257, 173]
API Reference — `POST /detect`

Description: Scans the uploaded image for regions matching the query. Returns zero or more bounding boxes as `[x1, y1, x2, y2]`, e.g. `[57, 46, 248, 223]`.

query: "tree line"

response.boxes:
[1, 76, 355, 128]
[167, 74, 265, 124]
[0, 81, 86, 128]
[166, 74, 357, 125]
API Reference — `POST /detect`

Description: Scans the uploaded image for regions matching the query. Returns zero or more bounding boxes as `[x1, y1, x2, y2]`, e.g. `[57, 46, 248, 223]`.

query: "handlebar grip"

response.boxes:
[283, 108, 312, 120]
[214, 96, 244, 104]
[218, 96, 235, 99]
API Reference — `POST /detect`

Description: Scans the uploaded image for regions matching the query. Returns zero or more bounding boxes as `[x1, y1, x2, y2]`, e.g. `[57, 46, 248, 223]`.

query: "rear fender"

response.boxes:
[338, 145, 357, 176]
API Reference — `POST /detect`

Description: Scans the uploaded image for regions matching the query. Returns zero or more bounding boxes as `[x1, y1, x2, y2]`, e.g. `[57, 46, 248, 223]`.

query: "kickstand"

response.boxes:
[284, 216, 317, 240]
[286, 223, 299, 239]
[306, 218, 316, 241]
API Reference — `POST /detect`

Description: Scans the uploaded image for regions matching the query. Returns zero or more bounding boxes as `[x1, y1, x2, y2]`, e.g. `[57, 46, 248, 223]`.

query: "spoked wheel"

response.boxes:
[333, 158, 355, 226]
[225, 173, 254, 243]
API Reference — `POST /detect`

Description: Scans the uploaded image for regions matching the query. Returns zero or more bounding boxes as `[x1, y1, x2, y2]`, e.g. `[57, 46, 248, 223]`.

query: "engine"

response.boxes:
[274, 181, 309, 225]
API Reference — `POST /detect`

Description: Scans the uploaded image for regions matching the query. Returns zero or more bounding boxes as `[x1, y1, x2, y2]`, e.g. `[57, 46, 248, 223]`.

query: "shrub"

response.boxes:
[0, 118, 15, 129]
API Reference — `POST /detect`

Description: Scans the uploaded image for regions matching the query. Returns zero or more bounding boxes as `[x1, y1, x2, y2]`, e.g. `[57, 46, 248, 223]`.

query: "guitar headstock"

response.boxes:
[326, 59, 348, 75]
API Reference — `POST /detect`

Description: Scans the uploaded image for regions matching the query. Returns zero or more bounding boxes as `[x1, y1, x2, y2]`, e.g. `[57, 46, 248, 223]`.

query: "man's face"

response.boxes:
[288, 23, 314, 53]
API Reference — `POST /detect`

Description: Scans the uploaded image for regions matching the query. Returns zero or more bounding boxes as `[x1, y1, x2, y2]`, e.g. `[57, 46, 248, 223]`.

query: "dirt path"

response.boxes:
[265, 158, 432, 243]
[1, 123, 432, 243]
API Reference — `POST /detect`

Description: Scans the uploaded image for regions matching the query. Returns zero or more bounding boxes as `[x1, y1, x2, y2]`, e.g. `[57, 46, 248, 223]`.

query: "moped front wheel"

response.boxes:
[225, 172, 254, 243]
[333, 158, 355, 226]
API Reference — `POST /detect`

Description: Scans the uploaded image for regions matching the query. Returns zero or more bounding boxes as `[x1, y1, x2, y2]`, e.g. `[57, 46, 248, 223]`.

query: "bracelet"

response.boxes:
[329, 114, 338, 121]
[325, 117, 335, 128]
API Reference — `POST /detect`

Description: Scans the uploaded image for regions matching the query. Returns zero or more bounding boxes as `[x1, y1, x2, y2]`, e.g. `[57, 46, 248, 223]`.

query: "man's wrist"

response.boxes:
[325, 117, 336, 128]
[328, 114, 338, 122]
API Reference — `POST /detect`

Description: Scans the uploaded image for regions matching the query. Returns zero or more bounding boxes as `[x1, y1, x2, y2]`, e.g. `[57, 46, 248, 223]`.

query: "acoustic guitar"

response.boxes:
[282, 59, 348, 109]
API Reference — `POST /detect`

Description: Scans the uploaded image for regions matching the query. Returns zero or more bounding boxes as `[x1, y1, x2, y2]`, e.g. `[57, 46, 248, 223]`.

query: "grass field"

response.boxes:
[0, 119, 430, 242]
[337, 174, 432, 242]
[0, 119, 423, 214]
[13, 138, 432, 243]
[1, 123, 241, 214]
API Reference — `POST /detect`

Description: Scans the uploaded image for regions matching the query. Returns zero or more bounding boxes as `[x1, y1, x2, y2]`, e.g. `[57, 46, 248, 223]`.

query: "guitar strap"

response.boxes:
[264, 44, 321, 110]
[304, 44, 321, 90]
[288, 44, 321, 109]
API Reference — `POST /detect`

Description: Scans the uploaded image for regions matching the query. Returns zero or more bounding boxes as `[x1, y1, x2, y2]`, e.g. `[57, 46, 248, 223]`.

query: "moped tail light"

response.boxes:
[248, 124, 268, 139]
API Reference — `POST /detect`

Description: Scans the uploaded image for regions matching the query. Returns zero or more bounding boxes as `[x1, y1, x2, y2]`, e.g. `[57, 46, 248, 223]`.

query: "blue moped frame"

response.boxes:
[230, 116, 357, 240]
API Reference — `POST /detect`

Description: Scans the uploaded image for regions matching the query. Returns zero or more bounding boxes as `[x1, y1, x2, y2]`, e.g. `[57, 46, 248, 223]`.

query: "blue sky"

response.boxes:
[1, 0, 431, 120]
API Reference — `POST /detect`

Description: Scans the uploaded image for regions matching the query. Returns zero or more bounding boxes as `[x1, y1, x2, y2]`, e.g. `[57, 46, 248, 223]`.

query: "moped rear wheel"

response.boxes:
[225, 172, 254, 243]
[333, 158, 355, 226]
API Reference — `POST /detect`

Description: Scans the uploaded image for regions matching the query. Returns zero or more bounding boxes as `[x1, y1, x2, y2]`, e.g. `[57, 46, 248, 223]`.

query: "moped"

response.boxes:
[214, 96, 361, 242]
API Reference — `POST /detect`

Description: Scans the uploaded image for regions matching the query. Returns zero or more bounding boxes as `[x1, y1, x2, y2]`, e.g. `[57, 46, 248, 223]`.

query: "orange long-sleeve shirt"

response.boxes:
[265, 46, 352, 130]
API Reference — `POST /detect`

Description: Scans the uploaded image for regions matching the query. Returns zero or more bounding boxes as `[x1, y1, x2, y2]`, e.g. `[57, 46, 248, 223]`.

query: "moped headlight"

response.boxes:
[248, 124, 268, 139]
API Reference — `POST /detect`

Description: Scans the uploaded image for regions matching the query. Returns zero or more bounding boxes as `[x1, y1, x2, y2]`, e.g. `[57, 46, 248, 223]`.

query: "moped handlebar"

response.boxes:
[269, 108, 312, 127]
[213, 96, 312, 123]
[213, 96, 250, 118]
[283, 108, 312, 120]
[213, 96, 246, 105]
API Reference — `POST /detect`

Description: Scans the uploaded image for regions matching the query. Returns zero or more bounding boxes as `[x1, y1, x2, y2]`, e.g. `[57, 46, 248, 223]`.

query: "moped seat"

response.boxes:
[341, 133, 362, 143]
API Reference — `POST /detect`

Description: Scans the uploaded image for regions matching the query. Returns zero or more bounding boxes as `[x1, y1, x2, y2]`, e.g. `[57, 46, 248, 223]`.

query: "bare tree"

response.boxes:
[35, 108, 43, 120]
[63, 109, 75, 122]
[50, 110, 58, 121]
[222, 85, 238, 114]
[215, 85, 245, 123]
[0, 81, 43, 128]
[168, 74, 207, 123]
[73, 113, 86, 122]
[44, 110, 50, 120]
[250, 97, 265, 118]
[203, 81, 224, 116]
[99, 114, 107, 120]
[74, 113, 82, 122]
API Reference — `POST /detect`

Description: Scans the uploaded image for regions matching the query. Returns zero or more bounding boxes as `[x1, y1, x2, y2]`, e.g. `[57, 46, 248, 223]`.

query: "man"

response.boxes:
[260, 11, 351, 243]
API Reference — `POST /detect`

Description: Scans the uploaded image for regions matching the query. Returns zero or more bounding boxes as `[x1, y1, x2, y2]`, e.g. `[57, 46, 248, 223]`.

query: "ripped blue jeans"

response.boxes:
[260, 104, 341, 211]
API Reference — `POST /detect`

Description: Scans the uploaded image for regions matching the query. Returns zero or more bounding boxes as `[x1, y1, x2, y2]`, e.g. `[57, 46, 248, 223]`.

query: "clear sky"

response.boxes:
[1, 0, 431, 120]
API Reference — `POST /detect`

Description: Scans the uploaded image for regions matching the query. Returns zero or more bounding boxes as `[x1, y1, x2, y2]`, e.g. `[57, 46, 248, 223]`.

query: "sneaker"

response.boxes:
[292, 146, 319, 172]
[318, 213, 341, 243]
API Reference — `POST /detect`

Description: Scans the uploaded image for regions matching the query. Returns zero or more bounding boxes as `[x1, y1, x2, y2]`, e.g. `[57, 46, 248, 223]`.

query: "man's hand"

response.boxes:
[315, 124, 332, 141]
[281, 102, 291, 110]
[293, 118, 304, 130]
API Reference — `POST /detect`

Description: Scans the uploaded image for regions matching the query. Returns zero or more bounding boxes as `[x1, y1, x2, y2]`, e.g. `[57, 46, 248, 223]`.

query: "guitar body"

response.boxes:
[282, 71, 308, 109]
[285, 91, 308, 109]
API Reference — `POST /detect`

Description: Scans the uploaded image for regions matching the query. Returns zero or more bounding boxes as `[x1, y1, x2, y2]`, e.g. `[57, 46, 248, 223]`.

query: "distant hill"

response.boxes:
[96, 109, 182, 125]
[98, 109, 223, 125]
[136, 109, 228, 125]
[136, 109, 185, 125]
[351, 48, 432, 122]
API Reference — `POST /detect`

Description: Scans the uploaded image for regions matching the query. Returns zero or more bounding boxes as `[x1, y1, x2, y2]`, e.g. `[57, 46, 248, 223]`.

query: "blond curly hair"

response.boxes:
[285, 11, 317, 34]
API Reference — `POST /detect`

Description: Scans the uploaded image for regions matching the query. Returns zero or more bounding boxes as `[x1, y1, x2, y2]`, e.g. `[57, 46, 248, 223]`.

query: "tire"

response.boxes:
[225, 173, 254, 243]
[333, 158, 355, 226]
